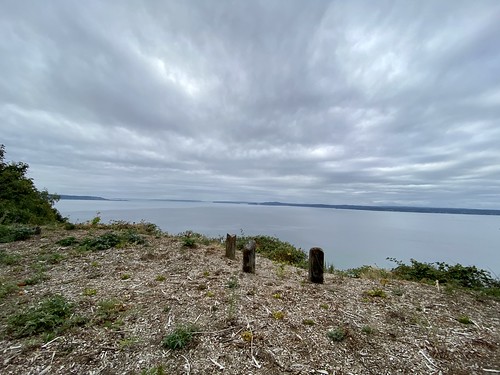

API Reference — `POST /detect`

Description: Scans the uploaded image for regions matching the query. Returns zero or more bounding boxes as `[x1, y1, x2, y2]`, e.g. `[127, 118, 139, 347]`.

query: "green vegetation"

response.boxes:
[364, 288, 387, 298]
[327, 326, 347, 342]
[0, 249, 21, 265]
[456, 315, 473, 324]
[162, 324, 198, 350]
[94, 299, 126, 328]
[141, 366, 166, 375]
[388, 258, 500, 290]
[0, 145, 63, 226]
[7, 294, 75, 337]
[0, 278, 18, 300]
[237, 234, 307, 266]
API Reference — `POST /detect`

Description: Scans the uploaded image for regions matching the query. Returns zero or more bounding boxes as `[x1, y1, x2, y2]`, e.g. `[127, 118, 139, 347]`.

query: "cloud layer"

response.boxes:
[2, 1, 500, 208]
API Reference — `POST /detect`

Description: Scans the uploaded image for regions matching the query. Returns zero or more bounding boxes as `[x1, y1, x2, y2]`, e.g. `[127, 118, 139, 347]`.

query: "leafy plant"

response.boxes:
[364, 289, 387, 298]
[162, 324, 198, 350]
[141, 366, 166, 375]
[237, 235, 307, 267]
[457, 315, 473, 324]
[0, 278, 18, 300]
[327, 326, 347, 342]
[272, 311, 285, 320]
[0, 249, 21, 265]
[80, 232, 121, 251]
[302, 319, 315, 326]
[361, 325, 374, 334]
[7, 294, 74, 337]
[227, 276, 239, 289]
[0, 225, 39, 243]
[56, 236, 79, 246]
[388, 258, 500, 289]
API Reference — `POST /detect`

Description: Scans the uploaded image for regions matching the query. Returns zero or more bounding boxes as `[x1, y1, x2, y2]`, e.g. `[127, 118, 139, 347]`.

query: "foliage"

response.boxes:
[364, 288, 387, 298]
[7, 294, 75, 337]
[327, 327, 347, 342]
[0, 145, 63, 225]
[0, 278, 18, 300]
[388, 258, 500, 289]
[94, 299, 126, 328]
[56, 236, 79, 246]
[141, 366, 166, 375]
[0, 224, 40, 243]
[80, 232, 122, 251]
[162, 324, 198, 350]
[456, 315, 473, 324]
[237, 235, 307, 267]
[0, 249, 21, 265]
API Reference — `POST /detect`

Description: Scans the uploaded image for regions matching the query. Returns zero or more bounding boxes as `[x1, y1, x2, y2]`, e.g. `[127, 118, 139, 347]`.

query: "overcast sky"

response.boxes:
[1, 1, 500, 208]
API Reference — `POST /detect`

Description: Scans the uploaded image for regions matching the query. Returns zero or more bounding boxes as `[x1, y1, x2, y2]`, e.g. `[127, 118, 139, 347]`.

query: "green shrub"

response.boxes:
[388, 258, 499, 289]
[237, 235, 306, 267]
[56, 236, 79, 246]
[162, 324, 198, 350]
[0, 145, 63, 225]
[80, 232, 121, 251]
[7, 295, 74, 337]
[327, 327, 347, 342]
[0, 225, 39, 243]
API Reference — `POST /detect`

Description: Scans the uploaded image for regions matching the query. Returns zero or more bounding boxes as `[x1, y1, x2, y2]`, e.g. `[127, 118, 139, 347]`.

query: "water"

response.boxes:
[55, 200, 500, 275]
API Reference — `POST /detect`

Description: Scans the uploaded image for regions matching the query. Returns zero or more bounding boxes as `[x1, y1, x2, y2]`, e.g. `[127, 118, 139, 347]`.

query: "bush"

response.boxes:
[7, 294, 74, 337]
[0, 225, 39, 243]
[237, 235, 307, 267]
[0, 145, 63, 225]
[162, 324, 198, 350]
[388, 258, 499, 289]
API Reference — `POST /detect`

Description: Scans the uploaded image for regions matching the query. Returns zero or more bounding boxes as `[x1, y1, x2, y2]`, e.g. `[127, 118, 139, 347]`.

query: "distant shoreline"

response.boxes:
[58, 195, 500, 216]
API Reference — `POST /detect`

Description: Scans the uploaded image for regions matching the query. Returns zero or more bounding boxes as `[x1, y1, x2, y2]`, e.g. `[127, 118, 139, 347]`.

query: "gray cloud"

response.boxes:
[1, 0, 500, 208]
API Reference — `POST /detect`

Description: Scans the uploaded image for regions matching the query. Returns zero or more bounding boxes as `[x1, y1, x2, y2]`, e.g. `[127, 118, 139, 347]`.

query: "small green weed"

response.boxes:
[457, 315, 473, 324]
[227, 276, 239, 289]
[327, 326, 347, 342]
[155, 275, 166, 282]
[364, 289, 387, 298]
[7, 294, 74, 337]
[272, 311, 285, 320]
[0, 278, 18, 300]
[83, 288, 97, 296]
[0, 249, 21, 265]
[319, 303, 329, 310]
[120, 274, 131, 280]
[141, 365, 167, 375]
[302, 319, 315, 326]
[361, 325, 374, 334]
[162, 324, 198, 350]
[94, 299, 125, 327]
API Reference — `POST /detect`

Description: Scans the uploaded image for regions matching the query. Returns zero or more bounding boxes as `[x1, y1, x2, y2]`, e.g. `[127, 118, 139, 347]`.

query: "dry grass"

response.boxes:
[0, 227, 499, 374]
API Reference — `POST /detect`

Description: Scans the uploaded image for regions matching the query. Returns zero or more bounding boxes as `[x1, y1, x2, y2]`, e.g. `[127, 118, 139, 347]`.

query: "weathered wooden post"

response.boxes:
[225, 233, 236, 260]
[309, 247, 324, 284]
[242, 240, 256, 273]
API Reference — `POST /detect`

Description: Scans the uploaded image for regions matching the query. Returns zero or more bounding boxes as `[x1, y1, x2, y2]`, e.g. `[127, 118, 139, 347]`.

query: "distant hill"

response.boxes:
[214, 200, 500, 216]
[58, 195, 108, 201]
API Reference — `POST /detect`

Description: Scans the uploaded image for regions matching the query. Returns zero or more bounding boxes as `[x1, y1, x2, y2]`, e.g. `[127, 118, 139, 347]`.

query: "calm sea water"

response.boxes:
[55, 200, 500, 275]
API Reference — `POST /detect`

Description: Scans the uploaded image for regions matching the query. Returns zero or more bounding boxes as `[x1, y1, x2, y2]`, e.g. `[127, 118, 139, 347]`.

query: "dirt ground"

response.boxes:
[1, 228, 499, 374]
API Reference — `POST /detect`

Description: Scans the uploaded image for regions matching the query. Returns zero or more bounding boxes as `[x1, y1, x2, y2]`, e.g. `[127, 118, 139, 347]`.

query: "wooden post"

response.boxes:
[225, 234, 236, 260]
[242, 240, 256, 273]
[309, 247, 324, 284]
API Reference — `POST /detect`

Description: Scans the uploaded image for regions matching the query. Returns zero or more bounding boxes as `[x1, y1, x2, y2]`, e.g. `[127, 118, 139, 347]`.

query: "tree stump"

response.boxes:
[242, 240, 256, 273]
[225, 234, 236, 260]
[309, 247, 324, 284]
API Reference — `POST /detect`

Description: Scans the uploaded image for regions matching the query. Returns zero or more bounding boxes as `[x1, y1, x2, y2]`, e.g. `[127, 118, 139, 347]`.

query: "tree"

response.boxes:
[0, 145, 63, 224]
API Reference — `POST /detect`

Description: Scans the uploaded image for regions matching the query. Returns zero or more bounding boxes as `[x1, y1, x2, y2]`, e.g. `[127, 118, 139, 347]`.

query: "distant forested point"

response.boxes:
[213, 201, 500, 216]
[58, 195, 108, 201]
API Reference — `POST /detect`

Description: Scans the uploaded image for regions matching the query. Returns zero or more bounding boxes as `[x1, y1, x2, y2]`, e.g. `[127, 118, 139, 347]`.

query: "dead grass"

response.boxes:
[0, 227, 499, 374]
